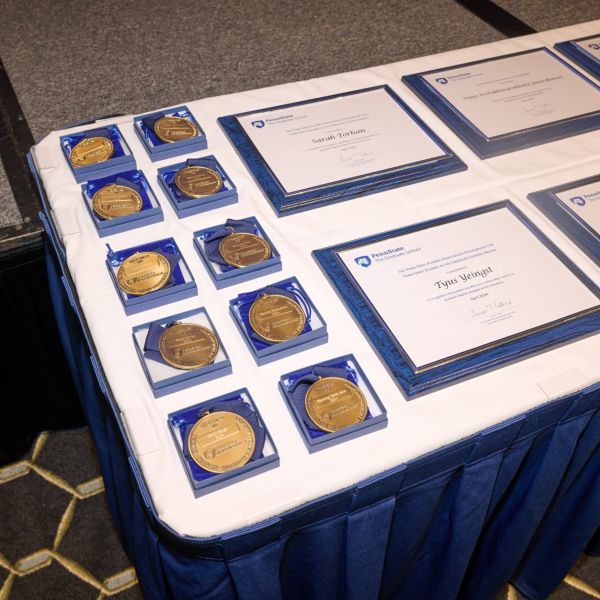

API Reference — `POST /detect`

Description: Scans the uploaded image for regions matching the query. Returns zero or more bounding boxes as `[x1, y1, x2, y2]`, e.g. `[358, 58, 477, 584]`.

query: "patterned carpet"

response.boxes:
[0, 427, 598, 599]
[0, 430, 141, 599]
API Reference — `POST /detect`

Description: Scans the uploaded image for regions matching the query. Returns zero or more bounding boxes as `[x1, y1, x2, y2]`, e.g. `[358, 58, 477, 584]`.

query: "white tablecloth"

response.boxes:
[32, 19, 600, 538]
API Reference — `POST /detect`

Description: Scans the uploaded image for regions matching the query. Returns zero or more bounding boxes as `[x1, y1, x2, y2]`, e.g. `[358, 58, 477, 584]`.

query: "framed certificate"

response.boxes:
[529, 174, 600, 267]
[313, 201, 600, 397]
[218, 86, 466, 216]
[555, 34, 600, 81]
[403, 48, 600, 158]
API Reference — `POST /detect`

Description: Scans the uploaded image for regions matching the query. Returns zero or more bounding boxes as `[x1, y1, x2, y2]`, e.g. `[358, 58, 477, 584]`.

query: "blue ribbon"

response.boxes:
[182, 398, 266, 480]
[113, 176, 142, 195]
[83, 127, 113, 140]
[236, 284, 312, 349]
[204, 219, 257, 267]
[287, 363, 369, 436]
[141, 112, 166, 132]
[143, 321, 171, 364]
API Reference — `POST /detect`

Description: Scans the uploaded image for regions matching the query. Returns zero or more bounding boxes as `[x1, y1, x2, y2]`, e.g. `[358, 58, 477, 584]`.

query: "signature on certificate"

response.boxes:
[470, 299, 513, 320]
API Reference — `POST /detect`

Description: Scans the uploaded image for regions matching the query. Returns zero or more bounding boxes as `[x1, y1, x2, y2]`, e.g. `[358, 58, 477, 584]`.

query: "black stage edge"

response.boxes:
[0, 59, 83, 464]
[0, 57, 42, 251]
[0, 240, 84, 465]
[455, 0, 537, 37]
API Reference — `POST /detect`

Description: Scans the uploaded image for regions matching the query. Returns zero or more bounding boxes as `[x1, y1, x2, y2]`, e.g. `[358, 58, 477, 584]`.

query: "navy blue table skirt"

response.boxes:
[46, 241, 600, 600]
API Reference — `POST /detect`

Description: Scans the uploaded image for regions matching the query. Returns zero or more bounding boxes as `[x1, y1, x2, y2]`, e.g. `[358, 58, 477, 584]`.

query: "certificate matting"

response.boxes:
[403, 49, 600, 158]
[529, 174, 600, 268]
[236, 87, 446, 194]
[219, 85, 466, 215]
[314, 201, 600, 396]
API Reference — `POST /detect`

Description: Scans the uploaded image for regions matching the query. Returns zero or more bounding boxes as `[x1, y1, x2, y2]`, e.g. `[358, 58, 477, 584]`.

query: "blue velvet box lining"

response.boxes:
[230, 277, 325, 353]
[106, 237, 194, 304]
[82, 169, 161, 232]
[132, 307, 230, 394]
[280, 354, 386, 443]
[167, 389, 279, 493]
[195, 216, 281, 277]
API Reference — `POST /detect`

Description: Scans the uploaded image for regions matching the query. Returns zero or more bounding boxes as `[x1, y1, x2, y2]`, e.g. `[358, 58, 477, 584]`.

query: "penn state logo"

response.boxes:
[570, 196, 586, 207]
[355, 256, 372, 268]
[435, 77, 448, 85]
[589, 43, 600, 50]
[251, 120, 265, 128]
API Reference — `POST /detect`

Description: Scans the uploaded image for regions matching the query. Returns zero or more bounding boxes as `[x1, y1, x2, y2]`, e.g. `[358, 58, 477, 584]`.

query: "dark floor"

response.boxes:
[1, 1, 599, 598]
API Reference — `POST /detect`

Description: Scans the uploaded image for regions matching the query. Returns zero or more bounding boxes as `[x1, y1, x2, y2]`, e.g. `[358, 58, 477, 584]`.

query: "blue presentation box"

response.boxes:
[194, 216, 282, 289]
[132, 307, 231, 398]
[555, 35, 600, 80]
[60, 124, 136, 182]
[106, 237, 197, 315]
[229, 276, 328, 365]
[157, 156, 238, 218]
[167, 389, 279, 496]
[279, 354, 387, 453]
[528, 173, 600, 267]
[81, 169, 163, 237]
[133, 105, 207, 161]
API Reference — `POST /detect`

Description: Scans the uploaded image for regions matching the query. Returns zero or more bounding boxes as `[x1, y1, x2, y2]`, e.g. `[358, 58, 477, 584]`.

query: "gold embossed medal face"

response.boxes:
[158, 323, 219, 370]
[305, 377, 368, 432]
[188, 411, 255, 473]
[174, 166, 222, 198]
[70, 136, 113, 167]
[219, 233, 272, 268]
[117, 251, 171, 296]
[154, 116, 199, 143]
[92, 184, 143, 220]
[248, 294, 306, 343]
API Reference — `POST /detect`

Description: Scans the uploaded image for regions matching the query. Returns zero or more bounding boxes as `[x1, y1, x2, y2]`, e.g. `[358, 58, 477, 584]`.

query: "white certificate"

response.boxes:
[556, 182, 600, 234]
[339, 206, 599, 369]
[575, 35, 600, 60]
[237, 88, 446, 194]
[423, 50, 600, 139]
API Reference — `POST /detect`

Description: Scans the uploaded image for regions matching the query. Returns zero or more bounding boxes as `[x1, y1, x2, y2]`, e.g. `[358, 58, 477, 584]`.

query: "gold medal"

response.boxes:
[249, 293, 306, 343]
[174, 166, 222, 198]
[117, 251, 171, 296]
[188, 411, 256, 473]
[305, 377, 368, 433]
[219, 233, 272, 268]
[158, 323, 219, 370]
[154, 116, 199, 143]
[92, 183, 143, 220]
[69, 136, 113, 167]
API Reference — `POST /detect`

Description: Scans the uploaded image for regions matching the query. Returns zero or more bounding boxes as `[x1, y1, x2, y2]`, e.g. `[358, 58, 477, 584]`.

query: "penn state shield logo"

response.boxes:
[355, 256, 372, 268]
[251, 120, 265, 128]
[435, 77, 448, 85]
[570, 196, 586, 207]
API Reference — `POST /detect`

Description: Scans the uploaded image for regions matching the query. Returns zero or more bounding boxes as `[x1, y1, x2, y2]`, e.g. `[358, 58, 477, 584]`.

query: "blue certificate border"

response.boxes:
[218, 85, 466, 216]
[402, 48, 600, 159]
[528, 174, 600, 267]
[555, 34, 600, 81]
[313, 200, 600, 397]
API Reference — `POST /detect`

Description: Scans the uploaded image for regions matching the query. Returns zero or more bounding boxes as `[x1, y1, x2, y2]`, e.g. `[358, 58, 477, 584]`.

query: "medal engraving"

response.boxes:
[70, 136, 113, 167]
[188, 411, 256, 473]
[249, 293, 306, 343]
[305, 377, 368, 432]
[175, 166, 222, 198]
[154, 116, 199, 143]
[117, 251, 171, 296]
[159, 323, 219, 370]
[92, 183, 143, 220]
[219, 233, 271, 268]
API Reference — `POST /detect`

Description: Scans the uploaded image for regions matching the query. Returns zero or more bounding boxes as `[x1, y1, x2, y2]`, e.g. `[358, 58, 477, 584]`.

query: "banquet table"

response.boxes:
[30, 18, 600, 600]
